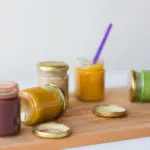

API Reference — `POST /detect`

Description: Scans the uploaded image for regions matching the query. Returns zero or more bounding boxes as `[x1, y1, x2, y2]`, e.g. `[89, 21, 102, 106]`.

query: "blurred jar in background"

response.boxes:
[75, 59, 105, 101]
[37, 61, 69, 106]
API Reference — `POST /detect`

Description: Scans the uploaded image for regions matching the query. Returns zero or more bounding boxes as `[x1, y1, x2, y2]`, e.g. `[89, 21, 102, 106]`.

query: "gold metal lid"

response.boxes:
[44, 84, 67, 117]
[37, 61, 69, 72]
[32, 122, 71, 138]
[93, 104, 127, 118]
[130, 70, 136, 101]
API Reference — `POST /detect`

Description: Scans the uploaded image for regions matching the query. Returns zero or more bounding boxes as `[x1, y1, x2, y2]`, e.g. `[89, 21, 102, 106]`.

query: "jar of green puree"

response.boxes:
[130, 70, 150, 102]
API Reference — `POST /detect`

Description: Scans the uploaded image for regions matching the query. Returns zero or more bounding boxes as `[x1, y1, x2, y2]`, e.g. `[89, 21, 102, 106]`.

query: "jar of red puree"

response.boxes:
[0, 82, 20, 136]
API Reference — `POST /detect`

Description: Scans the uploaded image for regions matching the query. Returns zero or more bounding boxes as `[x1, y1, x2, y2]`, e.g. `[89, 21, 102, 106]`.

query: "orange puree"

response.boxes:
[75, 63, 104, 101]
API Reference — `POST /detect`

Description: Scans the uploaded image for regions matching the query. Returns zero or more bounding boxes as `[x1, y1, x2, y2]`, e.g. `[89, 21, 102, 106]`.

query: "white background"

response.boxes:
[0, 0, 150, 149]
[0, 0, 150, 82]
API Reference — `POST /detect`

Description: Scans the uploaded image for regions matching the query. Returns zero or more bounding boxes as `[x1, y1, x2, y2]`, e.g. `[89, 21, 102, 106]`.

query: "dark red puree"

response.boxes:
[0, 82, 20, 136]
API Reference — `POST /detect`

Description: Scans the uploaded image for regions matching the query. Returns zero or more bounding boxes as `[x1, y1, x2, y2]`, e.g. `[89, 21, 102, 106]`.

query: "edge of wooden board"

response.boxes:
[3, 126, 150, 150]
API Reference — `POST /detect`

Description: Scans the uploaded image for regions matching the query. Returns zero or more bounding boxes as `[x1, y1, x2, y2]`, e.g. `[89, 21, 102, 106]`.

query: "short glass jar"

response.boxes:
[19, 84, 67, 126]
[130, 70, 150, 102]
[37, 61, 69, 105]
[0, 82, 20, 136]
[75, 59, 105, 101]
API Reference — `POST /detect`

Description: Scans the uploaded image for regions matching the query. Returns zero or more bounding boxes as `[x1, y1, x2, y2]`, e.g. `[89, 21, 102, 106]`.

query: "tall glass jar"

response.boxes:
[37, 61, 69, 106]
[130, 70, 150, 102]
[0, 82, 20, 136]
[75, 59, 105, 101]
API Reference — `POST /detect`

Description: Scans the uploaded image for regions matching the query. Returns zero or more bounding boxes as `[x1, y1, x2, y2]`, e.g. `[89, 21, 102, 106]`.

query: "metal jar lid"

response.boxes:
[32, 122, 71, 138]
[130, 70, 136, 101]
[93, 104, 127, 118]
[37, 61, 69, 72]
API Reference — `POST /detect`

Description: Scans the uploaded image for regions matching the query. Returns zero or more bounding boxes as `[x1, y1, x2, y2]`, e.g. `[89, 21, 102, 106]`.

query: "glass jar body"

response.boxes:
[37, 69, 69, 105]
[75, 60, 105, 101]
[20, 85, 66, 126]
[134, 70, 150, 102]
[0, 82, 20, 136]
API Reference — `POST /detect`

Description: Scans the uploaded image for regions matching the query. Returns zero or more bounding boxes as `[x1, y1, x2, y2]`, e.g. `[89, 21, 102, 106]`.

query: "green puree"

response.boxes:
[140, 71, 150, 101]
[135, 72, 142, 101]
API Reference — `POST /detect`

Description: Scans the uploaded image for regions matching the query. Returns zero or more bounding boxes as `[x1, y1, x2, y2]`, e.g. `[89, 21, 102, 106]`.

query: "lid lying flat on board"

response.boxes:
[93, 104, 127, 118]
[32, 122, 71, 139]
[0, 81, 19, 99]
[37, 61, 69, 72]
[130, 70, 136, 101]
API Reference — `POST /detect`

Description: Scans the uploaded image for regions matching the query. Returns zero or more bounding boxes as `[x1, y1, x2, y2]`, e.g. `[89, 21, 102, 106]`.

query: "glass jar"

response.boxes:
[0, 82, 20, 136]
[130, 70, 150, 102]
[75, 59, 105, 101]
[19, 84, 66, 126]
[37, 61, 69, 106]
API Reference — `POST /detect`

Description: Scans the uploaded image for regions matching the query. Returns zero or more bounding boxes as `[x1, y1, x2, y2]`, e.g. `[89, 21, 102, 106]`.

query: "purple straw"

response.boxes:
[92, 23, 113, 64]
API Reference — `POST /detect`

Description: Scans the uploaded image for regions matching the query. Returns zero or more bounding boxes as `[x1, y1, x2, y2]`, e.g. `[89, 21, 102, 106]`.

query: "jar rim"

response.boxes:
[0, 81, 19, 99]
[76, 58, 104, 71]
[19, 92, 35, 125]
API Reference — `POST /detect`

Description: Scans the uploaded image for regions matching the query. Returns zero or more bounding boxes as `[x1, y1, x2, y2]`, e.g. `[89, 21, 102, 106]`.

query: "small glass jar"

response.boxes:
[130, 70, 150, 102]
[0, 82, 20, 136]
[19, 84, 66, 126]
[75, 59, 105, 101]
[37, 61, 69, 106]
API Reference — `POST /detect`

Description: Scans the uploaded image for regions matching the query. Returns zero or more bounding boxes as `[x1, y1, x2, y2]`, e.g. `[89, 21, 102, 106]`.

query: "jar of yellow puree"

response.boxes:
[19, 84, 66, 126]
[76, 59, 104, 101]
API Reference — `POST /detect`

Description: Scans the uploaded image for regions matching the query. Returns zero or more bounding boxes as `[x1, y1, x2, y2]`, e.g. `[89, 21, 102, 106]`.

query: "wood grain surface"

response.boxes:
[0, 88, 150, 150]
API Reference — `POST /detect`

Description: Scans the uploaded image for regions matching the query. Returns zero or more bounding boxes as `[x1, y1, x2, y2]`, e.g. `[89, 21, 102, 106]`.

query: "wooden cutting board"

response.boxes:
[0, 87, 150, 150]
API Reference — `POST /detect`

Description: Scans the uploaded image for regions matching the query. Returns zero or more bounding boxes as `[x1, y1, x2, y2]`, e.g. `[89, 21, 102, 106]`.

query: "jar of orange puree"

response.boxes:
[75, 59, 104, 101]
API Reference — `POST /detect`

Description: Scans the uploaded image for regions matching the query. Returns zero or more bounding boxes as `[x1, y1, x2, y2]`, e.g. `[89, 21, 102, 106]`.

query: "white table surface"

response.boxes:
[19, 71, 150, 150]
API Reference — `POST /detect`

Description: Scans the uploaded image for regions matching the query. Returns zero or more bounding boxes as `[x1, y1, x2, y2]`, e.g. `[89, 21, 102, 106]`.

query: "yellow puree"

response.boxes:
[76, 64, 104, 101]
[20, 87, 62, 125]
